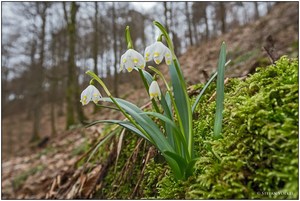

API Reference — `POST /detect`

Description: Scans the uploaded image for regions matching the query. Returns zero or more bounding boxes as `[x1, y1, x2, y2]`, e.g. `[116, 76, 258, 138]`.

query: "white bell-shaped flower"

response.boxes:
[144, 41, 172, 65]
[80, 85, 102, 105]
[149, 80, 161, 100]
[120, 49, 145, 72]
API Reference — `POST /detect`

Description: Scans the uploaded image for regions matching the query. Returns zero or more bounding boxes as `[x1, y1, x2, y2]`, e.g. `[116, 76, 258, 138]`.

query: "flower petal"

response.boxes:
[152, 42, 167, 64]
[144, 44, 154, 62]
[149, 81, 161, 100]
[164, 48, 172, 65]
[124, 59, 135, 72]
[91, 86, 102, 104]
[120, 53, 125, 71]
[80, 86, 92, 105]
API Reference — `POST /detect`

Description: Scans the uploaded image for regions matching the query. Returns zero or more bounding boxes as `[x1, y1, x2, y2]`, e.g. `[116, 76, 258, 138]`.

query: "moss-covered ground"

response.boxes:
[94, 56, 298, 199]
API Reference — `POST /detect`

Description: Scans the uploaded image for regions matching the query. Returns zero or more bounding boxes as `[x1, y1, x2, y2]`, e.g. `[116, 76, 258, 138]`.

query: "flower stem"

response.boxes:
[86, 71, 111, 96]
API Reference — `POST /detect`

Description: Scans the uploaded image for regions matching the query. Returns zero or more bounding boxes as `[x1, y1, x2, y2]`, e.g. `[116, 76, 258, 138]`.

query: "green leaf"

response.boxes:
[102, 97, 174, 153]
[169, 61, 193, 158]
[160, 92, 175, 148]
[184, 158, 198, 179]
[142, 111, 188, 155]
[164, 151, 187, 179]
[213, 42, 226, 138]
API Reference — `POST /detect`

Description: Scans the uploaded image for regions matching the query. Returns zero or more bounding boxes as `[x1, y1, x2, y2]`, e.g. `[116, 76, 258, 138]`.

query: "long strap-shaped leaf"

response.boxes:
[101, 97, 174, 153]
[169, 60, 193, 158]
[213, 42, 226, 138]
[142, 111, 188, 157]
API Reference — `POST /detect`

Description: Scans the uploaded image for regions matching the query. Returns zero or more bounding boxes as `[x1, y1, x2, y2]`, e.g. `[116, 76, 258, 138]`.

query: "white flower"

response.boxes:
[120, 49, 145, 72]
[144, 41, 172, 65]
[80, 85, 102, 105]
[149, 81, 161, 100]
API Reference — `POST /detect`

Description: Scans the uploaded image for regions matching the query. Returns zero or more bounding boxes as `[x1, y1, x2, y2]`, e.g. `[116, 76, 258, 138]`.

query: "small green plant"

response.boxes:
[81, 21, 227, 180]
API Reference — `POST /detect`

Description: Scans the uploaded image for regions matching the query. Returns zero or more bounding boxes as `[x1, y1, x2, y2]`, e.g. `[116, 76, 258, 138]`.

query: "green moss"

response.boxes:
[141, 56, 298, 199]
[94, 56, 298, 199]
[94, 133, 148, 199]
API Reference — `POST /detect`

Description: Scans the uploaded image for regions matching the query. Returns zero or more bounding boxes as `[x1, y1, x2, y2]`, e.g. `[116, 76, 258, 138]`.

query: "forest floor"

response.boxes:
[1, 2, 298, 199]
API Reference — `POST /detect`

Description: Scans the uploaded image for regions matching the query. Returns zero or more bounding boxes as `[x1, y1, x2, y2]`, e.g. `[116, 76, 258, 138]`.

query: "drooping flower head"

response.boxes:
[120, 49, 145, 72]
[149, 80, 161, 100]
[80, 85, 102, 105]
[144, 41, 172, 65]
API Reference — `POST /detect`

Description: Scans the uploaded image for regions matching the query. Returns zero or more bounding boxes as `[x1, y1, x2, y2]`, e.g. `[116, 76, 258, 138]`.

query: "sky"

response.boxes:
[131, 2, 155, 11]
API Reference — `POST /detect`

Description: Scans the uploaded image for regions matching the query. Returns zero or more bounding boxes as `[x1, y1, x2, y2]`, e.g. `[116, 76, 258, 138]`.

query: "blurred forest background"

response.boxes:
[2, 1, 299, 199]
[0, 1, 293, 159]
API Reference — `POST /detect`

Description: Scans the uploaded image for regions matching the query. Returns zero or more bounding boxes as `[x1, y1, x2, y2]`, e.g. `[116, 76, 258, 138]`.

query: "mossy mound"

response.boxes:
[96, 56, 298, 199]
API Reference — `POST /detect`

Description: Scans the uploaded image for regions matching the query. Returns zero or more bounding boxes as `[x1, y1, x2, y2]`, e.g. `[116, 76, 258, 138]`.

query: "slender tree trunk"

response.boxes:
[204, 7, 209, 40]
[64, 2, 75, 129]
[31, 2, 48, 142]
[254, 2, 259, 19]
[185, 2, 194, 46]
[64, 2, 86, 128]
[163, 2, 169, 32]
[112, 2, 118, 97]
[50, 98, 57, 137]
[93, 2, 99, 113]
[72, 4, 86, 124]
[219, 2, 226, 34]
[266, 2, 272, 14]
[93, 2, 99, 76]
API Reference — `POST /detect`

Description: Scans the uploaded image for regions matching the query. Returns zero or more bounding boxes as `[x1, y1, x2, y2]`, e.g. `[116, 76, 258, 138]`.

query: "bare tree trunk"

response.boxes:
[72, 4, 86, 124]
[219, 2, 226, 34]
[185, 2, 194, 46]
[112, 2, 118, 97]
[254, 2, 259, 19]
[204, 6, 209, 40]
[50, 99, 57, 137]
[64, 2, 85, 128]
[93, 2, 99, 113]
[163, 2, 169, 32]
[266, 2, 272, 14]
[64, 2, 75, 129]
[31, 2, 48, 142]
[93, 2, 99, 76]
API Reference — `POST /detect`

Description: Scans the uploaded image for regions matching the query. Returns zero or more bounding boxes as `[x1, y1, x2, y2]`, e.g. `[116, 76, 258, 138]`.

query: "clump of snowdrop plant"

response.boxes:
[81, 21, 227, 180]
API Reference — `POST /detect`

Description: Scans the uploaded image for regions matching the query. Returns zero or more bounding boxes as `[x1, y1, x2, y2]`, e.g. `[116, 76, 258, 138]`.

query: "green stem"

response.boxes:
[153, 21, 176, 59]
[86, 71, 111, 96]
